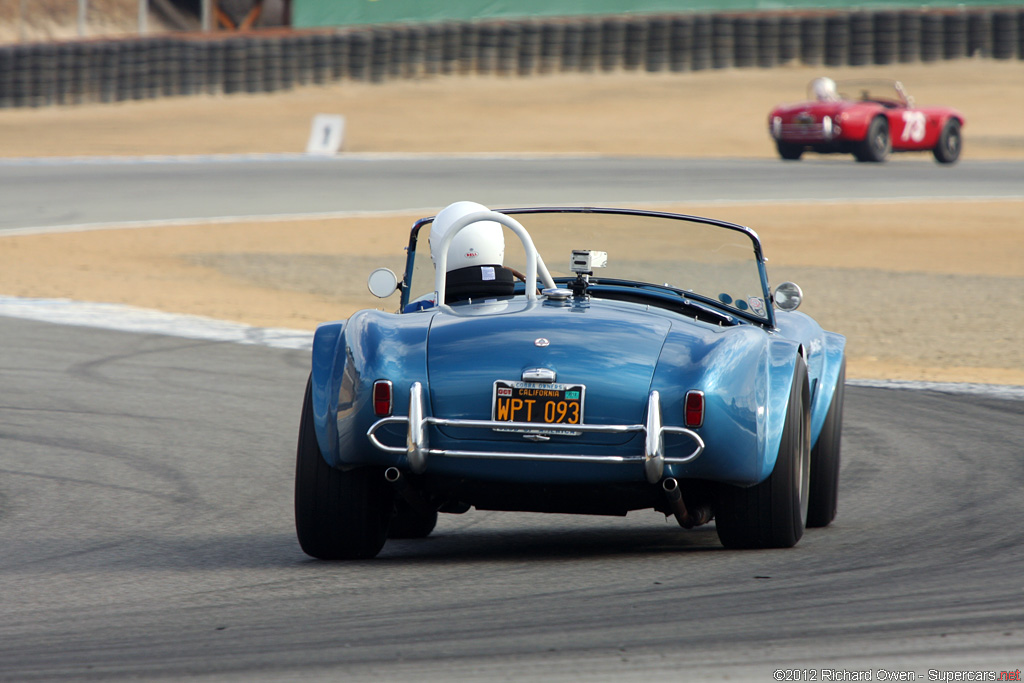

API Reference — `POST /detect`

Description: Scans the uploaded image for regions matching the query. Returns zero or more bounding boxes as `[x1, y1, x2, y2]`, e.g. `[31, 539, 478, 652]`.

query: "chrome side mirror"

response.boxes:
[367, 268, 399, 298]
[773, 281, 803, 311]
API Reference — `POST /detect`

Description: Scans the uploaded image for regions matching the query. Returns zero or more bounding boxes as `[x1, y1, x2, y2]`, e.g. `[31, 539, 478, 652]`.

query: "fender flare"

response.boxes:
[808, 331, 847, 449]
[310, 320, 347, 466]
[757, 339, 805, 483]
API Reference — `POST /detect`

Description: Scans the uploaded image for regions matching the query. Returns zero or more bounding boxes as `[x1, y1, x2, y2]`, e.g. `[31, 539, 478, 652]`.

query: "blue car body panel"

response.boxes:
[310, 304, 842, 488]
[308, 207, 845, 503]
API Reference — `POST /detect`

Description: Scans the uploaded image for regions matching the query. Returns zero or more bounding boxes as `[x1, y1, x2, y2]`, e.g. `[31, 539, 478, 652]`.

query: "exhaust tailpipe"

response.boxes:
[384, 467, 435, 515]
[662, 477, 712, 529]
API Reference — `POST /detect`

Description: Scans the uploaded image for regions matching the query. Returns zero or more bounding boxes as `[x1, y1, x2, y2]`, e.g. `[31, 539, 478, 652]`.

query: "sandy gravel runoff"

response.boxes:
[1, 60, 1022, 385]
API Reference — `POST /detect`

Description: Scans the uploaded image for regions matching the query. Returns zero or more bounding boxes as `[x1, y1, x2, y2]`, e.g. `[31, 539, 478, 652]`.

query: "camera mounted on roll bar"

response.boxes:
[569, 249, 607, 299]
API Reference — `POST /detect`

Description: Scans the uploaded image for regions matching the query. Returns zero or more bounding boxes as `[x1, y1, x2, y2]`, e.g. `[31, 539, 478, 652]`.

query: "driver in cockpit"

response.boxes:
[430, 201, 516, 304]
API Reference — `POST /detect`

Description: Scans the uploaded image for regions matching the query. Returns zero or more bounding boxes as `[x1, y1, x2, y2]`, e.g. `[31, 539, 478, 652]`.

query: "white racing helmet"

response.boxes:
[429, 201, 505, 272]
[811, 77, 839, 102]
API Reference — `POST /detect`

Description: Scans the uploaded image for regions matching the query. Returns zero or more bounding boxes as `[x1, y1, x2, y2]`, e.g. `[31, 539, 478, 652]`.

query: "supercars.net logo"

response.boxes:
[772, 669, 1022, 682]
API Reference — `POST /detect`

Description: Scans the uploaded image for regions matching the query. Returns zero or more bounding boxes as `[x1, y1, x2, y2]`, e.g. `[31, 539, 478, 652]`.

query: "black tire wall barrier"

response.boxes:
[898, 12, 921, 63]
[824, 14, 851, 66]
[992, 10, 1020, 58]
[921, 13, 945, 62]
[873, 11, 899, 64]
[1, 7, 1022, 108]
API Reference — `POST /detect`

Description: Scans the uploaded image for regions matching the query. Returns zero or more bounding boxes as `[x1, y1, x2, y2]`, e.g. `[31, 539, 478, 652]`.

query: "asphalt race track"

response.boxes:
[3, 314, 1023, 681]
[1, 156, 1023, 232]
[2, 157, 1024, 680]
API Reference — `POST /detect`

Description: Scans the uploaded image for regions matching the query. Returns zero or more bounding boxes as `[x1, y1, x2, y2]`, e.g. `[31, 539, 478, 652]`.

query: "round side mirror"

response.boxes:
[367, 268, 399, 298]
[773, 281, 803, 311]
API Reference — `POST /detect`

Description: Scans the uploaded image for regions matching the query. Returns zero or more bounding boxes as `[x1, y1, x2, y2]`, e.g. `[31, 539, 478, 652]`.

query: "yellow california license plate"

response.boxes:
[492, 380, 584, 425]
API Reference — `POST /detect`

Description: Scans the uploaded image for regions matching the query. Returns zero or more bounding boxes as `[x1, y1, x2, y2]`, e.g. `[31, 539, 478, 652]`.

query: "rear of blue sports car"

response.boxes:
[295, 208, 845, 559]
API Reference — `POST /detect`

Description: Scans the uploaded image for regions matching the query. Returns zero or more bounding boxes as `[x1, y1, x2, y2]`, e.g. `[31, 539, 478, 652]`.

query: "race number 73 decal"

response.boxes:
[901, 111, 926, 142]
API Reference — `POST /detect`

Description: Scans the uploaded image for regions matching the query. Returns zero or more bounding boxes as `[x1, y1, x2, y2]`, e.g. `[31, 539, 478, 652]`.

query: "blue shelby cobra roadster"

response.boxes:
[295, 206, 846, 559]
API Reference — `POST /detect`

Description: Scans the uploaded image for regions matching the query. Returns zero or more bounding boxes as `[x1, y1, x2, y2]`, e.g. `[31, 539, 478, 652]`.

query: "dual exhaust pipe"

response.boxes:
[386, 467, 710, 529]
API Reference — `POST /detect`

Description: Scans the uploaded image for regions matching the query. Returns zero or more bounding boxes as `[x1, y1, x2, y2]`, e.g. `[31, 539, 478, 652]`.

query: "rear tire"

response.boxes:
[776, 140, 804, 160]
[806, 357, 845, 528]
[294, 376, 393, 559]
[388, 498, 439, 539]
[715, 359, 810, 549]
[854, 116, 890, 162]
[932, 119, 962, 164]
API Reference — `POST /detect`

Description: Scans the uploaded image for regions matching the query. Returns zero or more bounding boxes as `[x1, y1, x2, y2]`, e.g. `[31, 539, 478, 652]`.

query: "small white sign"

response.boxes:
[306, 114, 345, 155]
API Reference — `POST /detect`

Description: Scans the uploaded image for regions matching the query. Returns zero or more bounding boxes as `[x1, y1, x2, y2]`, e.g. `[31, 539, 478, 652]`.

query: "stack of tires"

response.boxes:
[0, 7, 1021, 109]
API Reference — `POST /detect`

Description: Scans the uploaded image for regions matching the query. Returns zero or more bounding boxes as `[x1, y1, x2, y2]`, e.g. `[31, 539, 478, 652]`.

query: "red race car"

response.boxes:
[768, 78, 964, 164]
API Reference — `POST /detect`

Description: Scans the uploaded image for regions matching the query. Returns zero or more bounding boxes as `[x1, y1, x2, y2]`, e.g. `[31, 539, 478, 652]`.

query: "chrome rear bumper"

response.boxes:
[367, 382, 704, 484]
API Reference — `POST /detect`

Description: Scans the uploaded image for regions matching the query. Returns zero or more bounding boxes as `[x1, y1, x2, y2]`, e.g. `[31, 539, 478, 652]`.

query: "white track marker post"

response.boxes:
[306, 114, 346, 156]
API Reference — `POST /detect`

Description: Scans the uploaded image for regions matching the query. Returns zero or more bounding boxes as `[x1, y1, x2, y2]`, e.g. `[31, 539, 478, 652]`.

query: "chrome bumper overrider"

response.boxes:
[366, 382, 704, 484]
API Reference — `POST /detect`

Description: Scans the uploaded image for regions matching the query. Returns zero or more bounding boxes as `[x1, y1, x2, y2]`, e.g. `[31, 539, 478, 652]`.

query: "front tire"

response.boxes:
[715, 359, 810, 549]
[294, 376, 394, 559]
[854, 116, 891, 162]
[933, 119, 962, 164]
[776, 140, 804, 160]
[806, 357, 845, 528]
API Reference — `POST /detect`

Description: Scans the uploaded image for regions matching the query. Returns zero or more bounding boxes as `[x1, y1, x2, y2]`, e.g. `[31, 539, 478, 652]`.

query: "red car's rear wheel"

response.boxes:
[933, 119, 962, 164]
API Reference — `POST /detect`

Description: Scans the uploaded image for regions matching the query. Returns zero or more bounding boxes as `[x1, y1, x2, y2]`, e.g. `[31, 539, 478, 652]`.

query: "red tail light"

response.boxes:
[684, 391, 704, 428]
[373, 380, 393, 416]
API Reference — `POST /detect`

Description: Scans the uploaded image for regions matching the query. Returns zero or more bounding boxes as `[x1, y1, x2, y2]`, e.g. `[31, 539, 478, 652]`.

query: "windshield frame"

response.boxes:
[400, 207, 776, 328]
[832, 78, 911, 108]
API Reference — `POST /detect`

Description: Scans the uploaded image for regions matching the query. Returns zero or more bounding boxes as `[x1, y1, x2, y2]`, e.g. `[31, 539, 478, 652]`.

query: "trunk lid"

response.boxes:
[426, 301, 671, 444]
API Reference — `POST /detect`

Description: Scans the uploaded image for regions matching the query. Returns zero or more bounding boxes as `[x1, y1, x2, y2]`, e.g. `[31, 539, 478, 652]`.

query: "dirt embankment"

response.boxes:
[1, 60, 1022, 385]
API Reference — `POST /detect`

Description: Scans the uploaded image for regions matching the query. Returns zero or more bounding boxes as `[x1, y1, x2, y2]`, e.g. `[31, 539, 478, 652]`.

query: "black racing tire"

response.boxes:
[854, 116, 891, 162]
[776, 140, 804, 160]
[806, 357, 845, 528]
[388, 498, 439, 539]
[294, 376, 394, 560]
[715, 358, 810, 549]
[932, 119, 962, 164]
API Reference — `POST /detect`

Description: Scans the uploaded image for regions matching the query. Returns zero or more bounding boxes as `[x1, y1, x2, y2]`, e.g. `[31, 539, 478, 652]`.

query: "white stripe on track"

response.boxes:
[0, 296, 312, 350]
[846, 379, 1024, 400]
[4, 197, 1022, 238]
[2, 295, 1021, 399]
[0, 208, 437, 237]
[0, 151, 604, 167]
